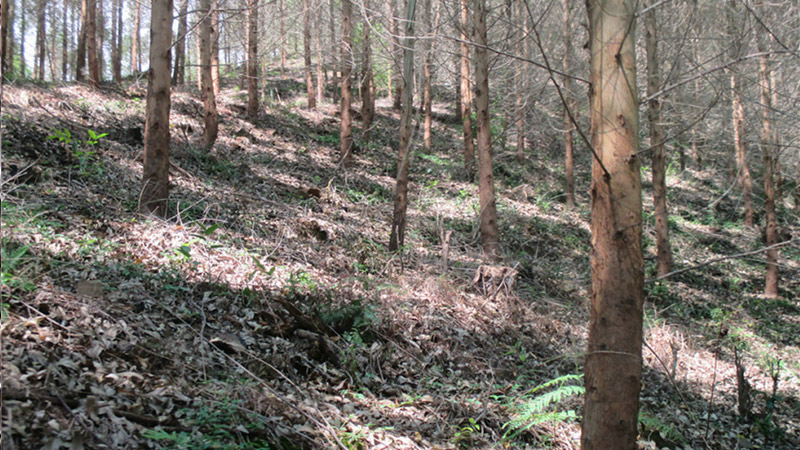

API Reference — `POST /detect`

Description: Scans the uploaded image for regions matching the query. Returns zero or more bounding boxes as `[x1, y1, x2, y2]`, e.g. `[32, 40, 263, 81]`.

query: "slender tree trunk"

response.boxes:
[302, 0, 315, 108]
[389, 0, 402, 110]
[459, 0, 474, 180]
[35, 0, 45, 80]
[141, 0, 173, 216]
[339, 0, 354, 164]
[388, 0, 417, 252]
[246, 0, 258, 117]
[755, 0, 778, 298]
[581, 0, 643, 447]
[116, 0, 122, 78]
[111, 0, 119, 81]
[279, 0, 286, 78]
[86, 0, 99, 86]
[200, 0, 218, 147]
[47, 0, 57, 79]
[329, 0, 338, 103]
[1, 0, 9, 76]
[770, 41, 781, 203]
[562, 0, 575, 208]
[453, 45, 461, 122]
[96, 0, 103, 78]
[644, 0, 671, 277]
[361, 0, 375, 140]
[211, 0, 219, 95]
[315, 6, 324, 103]
[726, 1, 752, 227]
[172, 0, 188, 85]
[421, 0, 439, 151]
[19, 0, 26, 77]
[473, 0, 499, 260]
[62, 0, 68, 80]
[132, 0, 140, 72]
[513, 0, 525, 162]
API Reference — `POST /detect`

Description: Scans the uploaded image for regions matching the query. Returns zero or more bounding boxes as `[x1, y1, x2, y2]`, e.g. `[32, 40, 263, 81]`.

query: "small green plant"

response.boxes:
[638, 411, 684, 446]
[1, 242, 37, 296]
[453, 418, 481, 448]
[48, 128, 107, 176]
[502, 374, 584, 442]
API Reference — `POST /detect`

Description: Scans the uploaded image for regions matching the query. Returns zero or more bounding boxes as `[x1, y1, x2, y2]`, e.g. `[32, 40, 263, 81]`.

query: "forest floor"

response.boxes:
[1, 75, 799, 450]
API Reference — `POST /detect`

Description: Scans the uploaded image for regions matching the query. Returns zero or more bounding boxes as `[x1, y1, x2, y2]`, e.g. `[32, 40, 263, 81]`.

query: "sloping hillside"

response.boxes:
[1, 77, 799, 449]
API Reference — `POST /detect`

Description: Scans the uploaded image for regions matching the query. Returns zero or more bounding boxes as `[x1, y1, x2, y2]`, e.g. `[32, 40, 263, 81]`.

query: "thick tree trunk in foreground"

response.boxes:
[339, 0, 354, 164]
[581, 0, 643, 448]
[473, 0, 499, 260]
[200, 0, 218, 147]
[459, 0, 474, 180]
[755, 0, 778, 298]
[388, 0, 417, 252]
[644, 0, 672, 277]
[302, 0, 315, 108]
[141, 0, 173, 216]
[726, 1, 752, 227]
[172, 0, 188, 85]
[562, 0, 575, 208]
[86, 0, 100, 87]
[246, 0, 258, 117]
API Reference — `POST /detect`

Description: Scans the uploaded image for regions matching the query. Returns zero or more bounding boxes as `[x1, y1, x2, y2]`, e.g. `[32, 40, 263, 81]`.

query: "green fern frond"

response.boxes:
[502, 374, 585, 441]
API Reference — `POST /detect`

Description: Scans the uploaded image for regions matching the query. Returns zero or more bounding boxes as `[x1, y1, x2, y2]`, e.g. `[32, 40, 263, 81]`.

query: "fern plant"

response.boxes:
[502, 374, 585, 441]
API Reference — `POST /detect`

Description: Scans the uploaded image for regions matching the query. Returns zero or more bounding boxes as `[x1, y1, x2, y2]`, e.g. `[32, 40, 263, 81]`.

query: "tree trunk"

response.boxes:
[644, 0, 671, 277]
[421, 0, 439, 152]
[755, 0, 778, 298]
[172, 0, 188, 85]
[246, 0, 258, 117]
[339, 0, 354, 164]
[96, 0, 103, 78]
[360, 0, 375, 140]
[473, 0, 499, 260]
[315, 5, 324, 103]
[581, 0, 643, 448]
[211, 0, 219, 95]
[19, 0, 26, 77]
[115, 0, 122, 78]
[111, 0, 119, 82]
[388, 0, 417, 252]
[459, 0, 474, 181]
[389, 0, 402, 110]
[562, 0, 575, 208]
[1, 0, 9, 76]
[87, 0, 99, 87]
[328, 0, 338, 103]
[726, 1, 752, 227]
[279, 0, 286, 78]
[132, 0, 140, 73]
[141, 0, 173, 217]
[513, 0, 525, 163]
[302, 0, 315, 108]
[200, 0, 218, 147]
[34, 0, 45, 80]
[62, 0, 68, 80]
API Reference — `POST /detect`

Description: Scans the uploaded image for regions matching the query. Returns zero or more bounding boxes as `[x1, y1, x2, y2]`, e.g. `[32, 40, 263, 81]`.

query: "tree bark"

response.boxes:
[581, 0, 643, 448]
[644, 0, 671, 277]
[459, 0, 474, 181]
[562, 0, 575, 208]
[473, 0, 499, 260]
[315, 5, 324, 103]
[388, 0, 417, 252]
[339, 0, 354, 164]
[96, 0, 103, 78]
[200, 0, 218, 147]
[115, 0, 122, 78]
[141, 0, 173, 216]
[329, 0, 338, 104]
[62, 0, 68, 80]
[389, 0, 402, 110]
[279, 0, 286, 78]
[1, 0, 10, 76]
[755, 0, 778, 298]
[726, 1, 752, 227]
[246, 0, 258, 117]
[86, 0, 99, 87]
[302, 0, 315, 108]
[34, 0, 45, 79]
[172, 0, 188, 85]
[19, 0, 26, 77]
[210, 0, 219, 95]
[111, 0, 119, 82]
[513, 0, 525, 163]
[132, 0, 140, 72]
[360, 0, 375, 140]
[421, 0, 439, 152]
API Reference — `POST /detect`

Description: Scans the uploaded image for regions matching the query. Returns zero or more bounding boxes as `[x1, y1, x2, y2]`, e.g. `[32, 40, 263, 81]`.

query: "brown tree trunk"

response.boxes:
[246, 0, 258, 117]
[459, 0, 474, 181]
[581, 0, 644, 448]
[338, 0, 354, 164]
[562, 0, 575, 208]
[726, 1, 752, 227]
[110, 0, 119, 82]
[389, 0, 402, 110]
[513, 0, 525, 163]
[279, 0, 286, 78]
[19, 0, 26, 77]
[302, 0, 315, 108]
[132, 0, 140, 73]
[172, 0, 188, 85]
[329, 0, 338, 103]
[34, 0, 45, 80]
[421, 0, 439, 152]
[755, 0, 778, 298]
[644, 0, 672, 277]
[1, 0, 9, 76]
[86, 0, 99, 86]
[200, 0, 218, 147]
[141, 0, 173, 216]
[62, 0, 68, 80]
[315, 6, 324, 103]
[210, 0, 219, 95]
[96, 0, 103, 78]
[360, 0, 375, 141]
[473, 0, 499, 260]
[115, 0, 122, 78]
[388, 0, 417, 252]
